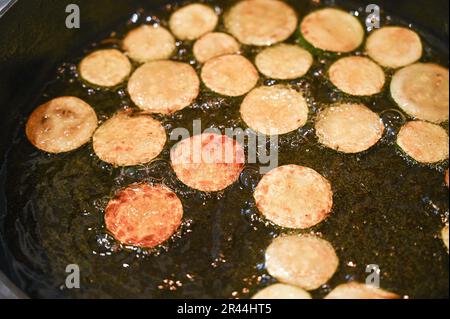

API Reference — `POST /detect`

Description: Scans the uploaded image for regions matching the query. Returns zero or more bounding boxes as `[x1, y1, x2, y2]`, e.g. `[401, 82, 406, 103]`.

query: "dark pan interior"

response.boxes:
[0, 0, 449, 299]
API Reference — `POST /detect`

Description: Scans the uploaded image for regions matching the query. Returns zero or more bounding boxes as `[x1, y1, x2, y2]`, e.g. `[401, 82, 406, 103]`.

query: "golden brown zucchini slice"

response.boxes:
[366, 26, 422, 68]
[128, 60, 200, 114]
[390, 63, 449, 124]
[300, 8, 364, 53]
[26, 96, 98, 153]
[201, 54, 259, 97]
[255, 44, 313, 80]
[169, 3, 218, 40]
[224, 0, 298, 46]
[240, 85, 309, 136]
[105, 184, 183, 248]
[93, 113, 166, 167]
[79, 49, 131, 87]
[397, 121, 449, 164]
[315, 103, 385, 153]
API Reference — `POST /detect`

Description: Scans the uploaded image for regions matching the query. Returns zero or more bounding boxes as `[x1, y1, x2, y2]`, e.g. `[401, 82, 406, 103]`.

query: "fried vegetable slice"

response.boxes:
[390, 63, 449, 124]
[315, 103, 384, 153]
[169, 3, 218, 40]
[366, 26, 422, 68]
[128, 60, 200, 114]
[93, 113, 166, 167]
[26, 96, 98, 153]
[300, 8, 364, 53]
[105, 184, 183, 248]
[328, 56, 385, 96]
[397, 121, 449, 164]
[123, 25, 176, 63]
[255, 44, 313, 80]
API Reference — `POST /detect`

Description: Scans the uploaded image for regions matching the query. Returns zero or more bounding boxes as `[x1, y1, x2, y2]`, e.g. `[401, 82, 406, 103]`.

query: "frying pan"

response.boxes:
[0, 0, 448, 299]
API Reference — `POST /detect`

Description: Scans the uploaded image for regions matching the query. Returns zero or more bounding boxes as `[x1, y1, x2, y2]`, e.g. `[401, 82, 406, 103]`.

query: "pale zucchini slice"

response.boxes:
[254, 165, 333, 229]
[201, 54, 259, 96]
[265, 234, 339, 291]
[397, 121, 449, 164]
[224, 0, 298, 46]
[315, 103, 385, 154]
[366, 26, 422, 68]
[169, 3, 218, 40]
[123, 25, 176, 63]
[240, 85, 309, 135]
[300, 8, 364, 53]
[391, 63, 449, 124]
[252, 284, 312, 299]
[26, 97, 98, 154]
[328, 56, 385, 96]
[128, 60, 200, 114]
[79, 49, 131, 87]
[255, 44, 313, 80]
[193, 32, 240, 63]
[93, 113, 166, 167]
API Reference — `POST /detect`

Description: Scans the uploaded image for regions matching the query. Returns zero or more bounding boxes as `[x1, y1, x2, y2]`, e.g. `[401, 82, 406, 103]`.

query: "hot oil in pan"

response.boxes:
[3, 0, 449, 298]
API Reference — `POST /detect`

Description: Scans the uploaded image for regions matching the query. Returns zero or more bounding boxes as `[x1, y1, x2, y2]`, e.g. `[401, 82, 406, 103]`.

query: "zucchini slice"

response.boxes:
[105, 184, 183, 248]
[300, 8, 364, 53]
[366, 26, 422, 68]
[224, 0, 298, 46]
[442, 225, 449, 252]
[93, 113, 166, 167]
[240, 85, 309, 135]
[169, 3, 218, 40]
[170, 133, 245, 192]
[123, 25, 176, 63]
[329, 56, 385, 96]
[128, 60, 200, 114]
[255, 43, 313, 80]
[265, 234, 338, 290]
[26, 97, 98, 154]
[397, 120, 449, 164]
[315, 103, 385, 153]
[79, 49, 131, 87]
[193, 32, 240, 63]
[252, 284, 311, 299]
[391, 63, 449, 123]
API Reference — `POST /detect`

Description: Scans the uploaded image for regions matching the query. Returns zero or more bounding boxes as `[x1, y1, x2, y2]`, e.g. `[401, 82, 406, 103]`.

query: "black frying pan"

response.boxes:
[0, 0, 448, 299]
